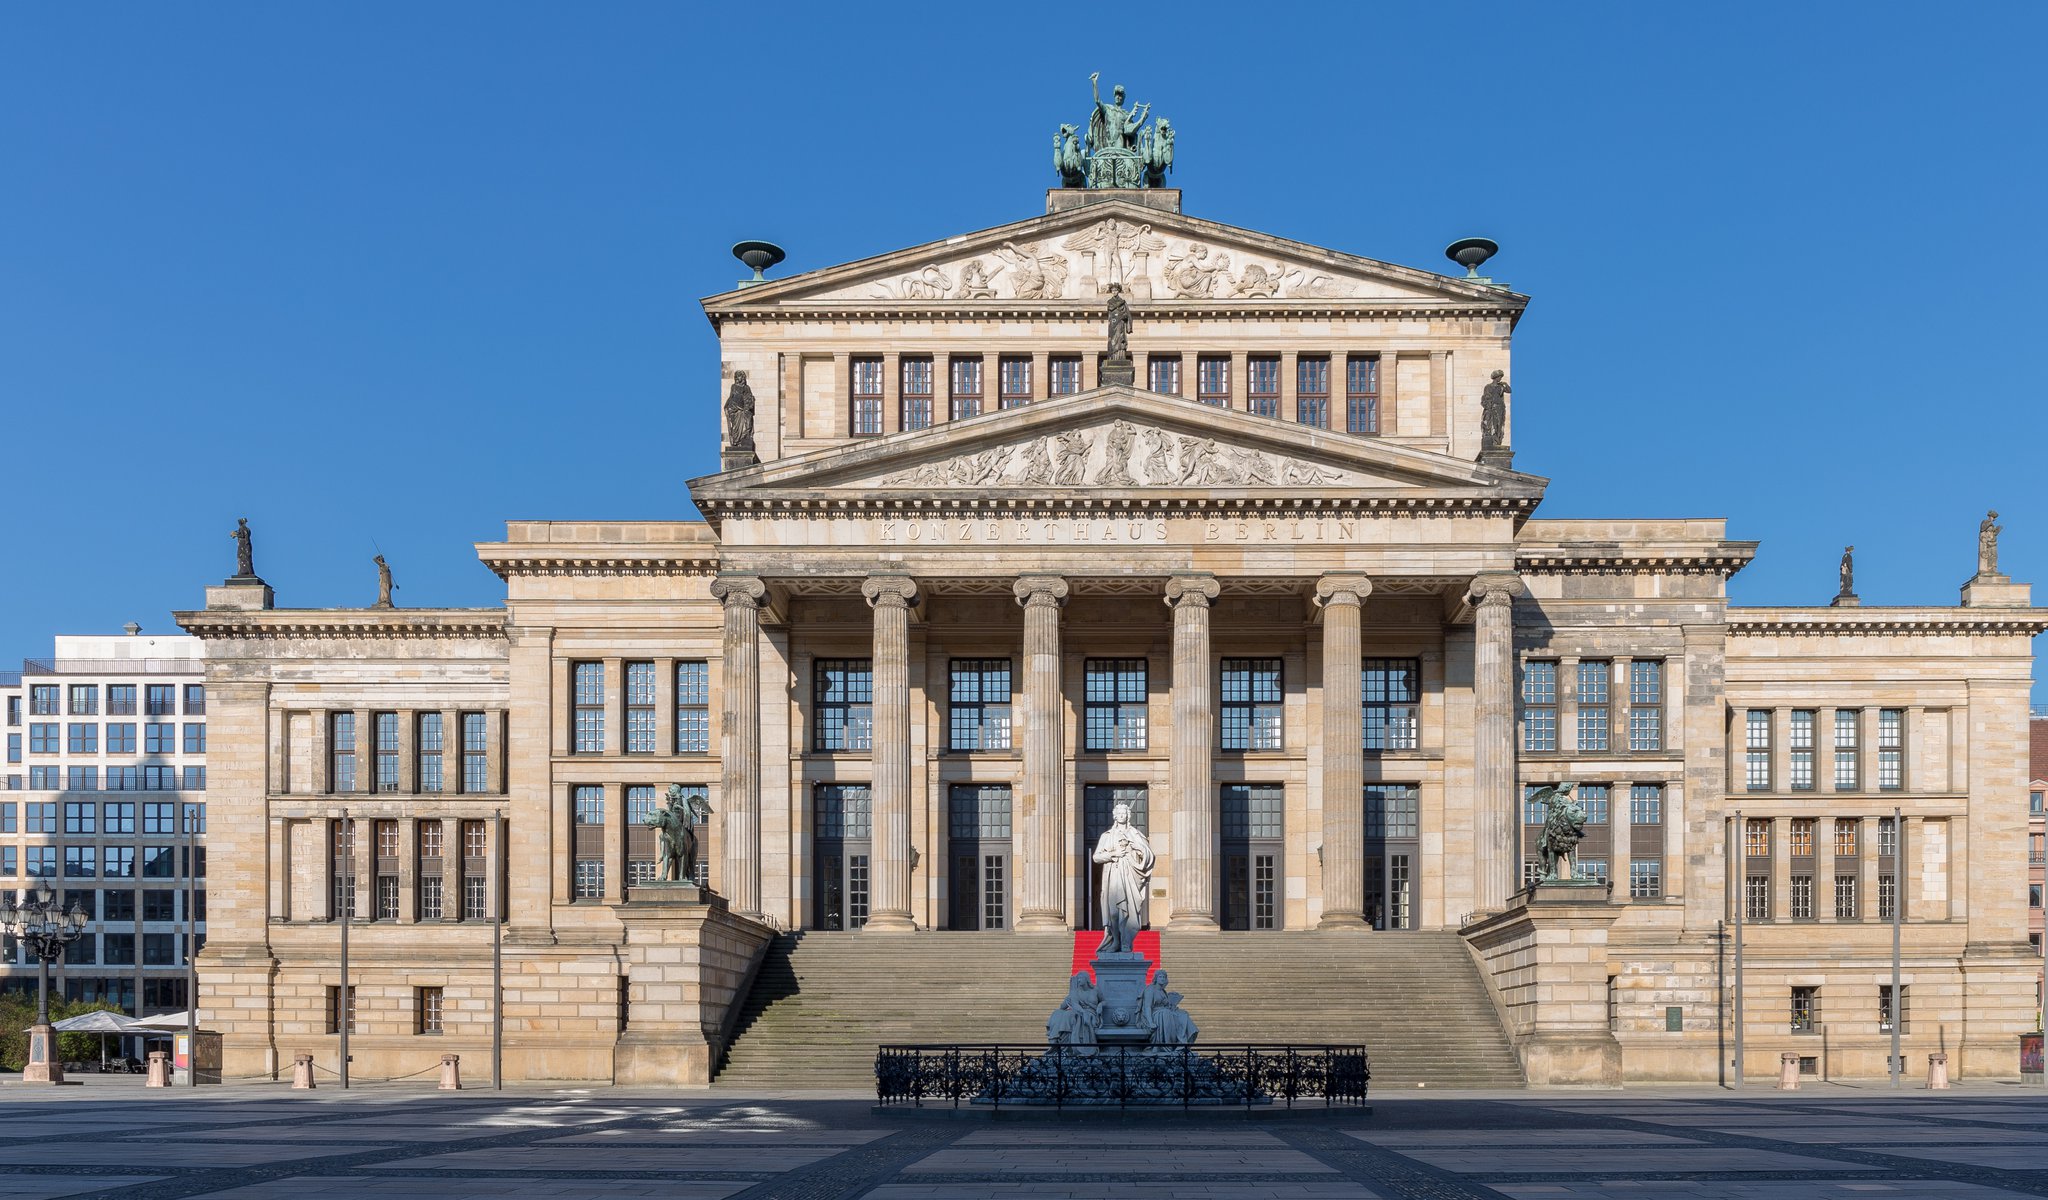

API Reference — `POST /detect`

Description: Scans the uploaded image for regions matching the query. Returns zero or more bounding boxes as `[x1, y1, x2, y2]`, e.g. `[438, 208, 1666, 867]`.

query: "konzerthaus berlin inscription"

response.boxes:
[178, 93, 2045, 1087]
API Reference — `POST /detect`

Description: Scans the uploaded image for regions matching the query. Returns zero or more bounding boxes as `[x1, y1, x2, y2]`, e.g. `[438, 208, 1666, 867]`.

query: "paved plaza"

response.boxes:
[2, 1082, 2048, 1198]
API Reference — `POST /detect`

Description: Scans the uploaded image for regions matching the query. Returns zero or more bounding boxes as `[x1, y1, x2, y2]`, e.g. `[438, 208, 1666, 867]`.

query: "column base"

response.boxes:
[862, 912, 917, 933]
[22, 1025, 63, 1084]
[1013, 912, 1071, 933]
[1165, 915, 1220, 932]
[1316, 912, 1372, 932]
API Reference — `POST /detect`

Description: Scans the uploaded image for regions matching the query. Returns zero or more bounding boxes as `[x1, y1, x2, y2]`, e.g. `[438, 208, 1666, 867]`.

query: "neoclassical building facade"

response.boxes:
[179, 186, 2045, 1085]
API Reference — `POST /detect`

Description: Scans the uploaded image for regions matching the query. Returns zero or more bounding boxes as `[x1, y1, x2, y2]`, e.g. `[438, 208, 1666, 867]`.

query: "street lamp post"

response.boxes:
[0, 886, 90, 1084]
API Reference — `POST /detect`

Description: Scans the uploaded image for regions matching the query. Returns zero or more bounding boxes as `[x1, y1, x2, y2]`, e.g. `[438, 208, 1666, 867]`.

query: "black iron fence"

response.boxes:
[875, 1043, 1369, 1110]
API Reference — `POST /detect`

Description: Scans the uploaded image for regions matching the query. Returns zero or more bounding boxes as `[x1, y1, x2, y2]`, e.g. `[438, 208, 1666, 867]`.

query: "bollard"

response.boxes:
[292, 1053, 316, 1089]
[1927, 1052, 1951, 1090]
[145, 1051, 171, 1088]
[439, 1053, 462, 1091]
[1777, 1051, 1801, 1090]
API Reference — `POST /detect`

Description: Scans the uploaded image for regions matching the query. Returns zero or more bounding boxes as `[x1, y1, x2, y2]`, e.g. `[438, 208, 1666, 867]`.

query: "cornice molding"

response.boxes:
[477, 549, 722, 579]
[1728, 606, 2048, 637]
[712, 300, 1524, 325]
[699, 492, 1540, 525]
[1516, 548, 1757, 579]
[174, 609, 508, 641]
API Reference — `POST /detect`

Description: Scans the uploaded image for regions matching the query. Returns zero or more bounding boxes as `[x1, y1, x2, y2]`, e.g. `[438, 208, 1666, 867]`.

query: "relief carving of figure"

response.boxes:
[1018, 436, 1055, 485]
[1280, 459, 1338, 486]
[995, 240, 1069, 300]
[1480, 369, 1510, 452]
[1164, 242, 1227, 298]
[1178, 436, 1213, 483]
[1091, 801, 1154, 955]
[1065, 219, 1165, 296]
[1282, 269, 1353, 299]
[1231, 447, 1277, 486]
[957, 258, 1000, 299]
[878, 265, 953, 300]
[1978, 510, 2002, 576]
[1054, 429, 1090, 486]
[1230, 263, 1285, 298]
[723, 370, 756, 452]
[960, 445, 1013, 485]
[1095, 420, 1136, 485]
[1140, 427, 1176, 484]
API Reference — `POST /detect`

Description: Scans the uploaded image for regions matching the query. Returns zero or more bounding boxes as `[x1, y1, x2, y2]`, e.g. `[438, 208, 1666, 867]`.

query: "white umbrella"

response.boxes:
[47, 1010, 148, 1068]
[131, 1010, 193, 1029]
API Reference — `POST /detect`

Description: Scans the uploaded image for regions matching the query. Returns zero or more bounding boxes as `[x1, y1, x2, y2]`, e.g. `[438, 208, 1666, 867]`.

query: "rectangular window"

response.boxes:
[1522, 785, 1549, 826]
[1629, 859, 1663, 898]
[69, 684, 98, 715]
[464, 819, 488, 861]
[461, 712, 489, 793]
[146, 685, 175, 716]
[375, 875, 398, 920]
[106, 723, 134, 754]
[30, 686, 59, 716]
[1835, 873, 1858, 919]
[1627, 661, 1663, 750]
[1878, 815, 1898, 857]
[65, 800, 96, 835]
[104, 801, 135, 834]
[625, 661, 657, 754]
[2033, 790, 2045, 816]
[1789, 817, 1815, 857]
[1247, 355, 1280, 418]
[463, 873, 488, 921]
[572, 662, 605, 754]
[675, 661, 710, 754]
[1576, 856, 1608, 885]
[326, 985, 356, 1035]
[901, 357, 934, 430]
[1791, 986, 1819, 1033]
[417, 986, 445, 1035]
[1745, 816, 1770, 858]
[105, 765, 136, 789]
[1629, 784, 1663, 825]
[949, 356, 983, 420]
[66, 767, 96, 791]
[27, 802, 56, 832]
[4, 734, 14, 764]
[143, 802, 175, 834]
[1788, 710, 1815, 790]
[998, 356, 1032, 409]
[1345, 355, 1379, 434]
[1083, 658, 1149, 751]
[1834, 710, 1861, 789]
[1576, 661, 1610, 751]
[0, 803, 12, 832]
[105, 685, 136, 716]
[948, 659, 1013, 751]
[373, 712, 400, 792]
[69, 723, 98, 754]
[1878, 709, 1904, 790]
[1578, 784, 1610, 825]
[28, 724, 56, 754]
[1364, 784, 1420, 838]
[143, 931, 177, 966]
[417, 713, 443, 793]
[850, 356, 884, 434]
[1745, 873, 1770, 920]
[184, 685, 206, 715]
[1147, 353, 1182, 396]
[1745, 710, 1772, 791]
[1196, 356, 1230, 405]
[574, 785, 605, 826]
[2032, 832, 2045, 866]
[1296, 355, 1330, 428]
[574, 858, 604, 899]
[26, 846, 55, 877]
[1835, 817, 1858, 856]
[1048, 355, 1081, 396]
[103, 933, 135, 965]
[5, 694, 16, 724]
[1362, 659, 1421, 751]
[105, 889, 136, 920]
[813, 659, 874, 751]
[1878, 984, 1909, 1034]
[625, 785, 660, 826]
[330, 712, 357, 792]
[1521, 661, 1558, 752]
[0, 846, 14, 874]
[1220, 658, 1283, 751]
[64, 846, 96, 877]
[183, 722, 206, 754]
[1878, 873, 1897, 920]
[419, 874, 444, 921]
[815, 782, 873, 838]
[948, 782, 1013, 839]
[144, 722, 174, 754]
[142, 845, 177, 878]
[1790, 874, 1815, 920]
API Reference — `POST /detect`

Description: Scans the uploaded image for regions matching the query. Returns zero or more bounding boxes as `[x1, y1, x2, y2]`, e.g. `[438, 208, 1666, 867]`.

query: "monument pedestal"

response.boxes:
[1463, 882, 1623, 1087]
[205, 576, 273, 611]
[1960, 573, 2029, 607]
[611, 884, 776, 1086]
[1100, 359, 1136, 388]
[1088, 953, 1153, 1044]
[21, 1024, 62, 1084]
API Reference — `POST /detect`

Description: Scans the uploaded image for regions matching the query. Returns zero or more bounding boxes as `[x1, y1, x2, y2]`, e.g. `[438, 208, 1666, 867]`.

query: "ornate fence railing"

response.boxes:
[875, 1043, 1370, 1110]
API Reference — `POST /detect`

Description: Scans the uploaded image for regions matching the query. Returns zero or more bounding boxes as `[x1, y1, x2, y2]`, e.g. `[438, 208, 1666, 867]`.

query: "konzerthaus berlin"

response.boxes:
[178, 172, 2045, 1088]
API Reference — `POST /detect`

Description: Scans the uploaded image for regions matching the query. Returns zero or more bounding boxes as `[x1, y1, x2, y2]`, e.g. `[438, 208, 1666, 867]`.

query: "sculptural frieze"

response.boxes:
[874, 422, 1350, 489]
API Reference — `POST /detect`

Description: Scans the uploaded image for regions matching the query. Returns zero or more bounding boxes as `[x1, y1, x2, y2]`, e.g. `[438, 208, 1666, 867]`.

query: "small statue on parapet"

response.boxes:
[230, 518, 257, 579]
[373, 555, 396, 608]
[1838, 545, 1856, 601]
[646, 785, 711, 885]
[1978, 510, 2002, 577]
[1530, 782, 1587, 884]
[723, 371, 757, 454]
[1480, 370, 1511, 453]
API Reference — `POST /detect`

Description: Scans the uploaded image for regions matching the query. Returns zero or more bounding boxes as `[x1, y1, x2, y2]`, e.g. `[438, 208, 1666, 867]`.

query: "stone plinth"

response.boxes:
[204, 578, 273, 610]
[1046, 187, 1180, 215]
[1463, 883, 1623, 1087]
[1960, 575, 2029, 607]
[146, 1051, 171, 1088]
[1100, 358, 1136, 387]
[612, 887, 777, 1086]
[22, 1024, 61, 1084]
[1089, 953, 1153, 1044]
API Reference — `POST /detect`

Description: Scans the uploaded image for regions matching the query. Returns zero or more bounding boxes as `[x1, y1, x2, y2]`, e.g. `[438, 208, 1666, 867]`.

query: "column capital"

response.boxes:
[709, 575, 768, 610]
[1313, 573, 1373, 609]
[861, 574, 920, 610]
[1163, 574, 1221, 609]
[1013, 575, 1070, 609]
[1467, 572, 1524, 610]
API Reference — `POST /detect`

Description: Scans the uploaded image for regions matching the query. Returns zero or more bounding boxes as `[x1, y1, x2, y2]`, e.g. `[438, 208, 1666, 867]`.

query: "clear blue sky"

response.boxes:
[4, 3, 2043, 697]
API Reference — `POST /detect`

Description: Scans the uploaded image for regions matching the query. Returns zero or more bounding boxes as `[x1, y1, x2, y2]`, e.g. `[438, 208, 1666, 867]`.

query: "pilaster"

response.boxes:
[1165, 574, 1221, 931]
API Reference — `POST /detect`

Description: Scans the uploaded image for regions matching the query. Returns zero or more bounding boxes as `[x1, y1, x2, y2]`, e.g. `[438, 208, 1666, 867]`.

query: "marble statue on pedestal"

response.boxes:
[1091, 801, 1153, 954]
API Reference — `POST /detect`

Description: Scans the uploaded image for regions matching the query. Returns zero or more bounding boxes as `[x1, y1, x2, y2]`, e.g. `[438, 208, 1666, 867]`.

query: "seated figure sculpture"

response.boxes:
[1047, 971, 1104, 1048]
[1141, 969, 1199, 1047]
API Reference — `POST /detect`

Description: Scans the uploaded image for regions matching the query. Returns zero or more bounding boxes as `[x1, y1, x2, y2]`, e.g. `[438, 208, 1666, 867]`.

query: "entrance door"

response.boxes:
[1364, 783, 1420, 930]
[948, 784, 1012, 930]
[1083, 784, 1149, 930]
[813, 783, 872, 930]
[1222, 783, 1283, 930]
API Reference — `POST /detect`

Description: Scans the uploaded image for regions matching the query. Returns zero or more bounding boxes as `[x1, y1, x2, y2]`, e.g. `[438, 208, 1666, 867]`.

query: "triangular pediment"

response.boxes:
[689, 389, 1546, 509]
[703, 200, 1525, 312]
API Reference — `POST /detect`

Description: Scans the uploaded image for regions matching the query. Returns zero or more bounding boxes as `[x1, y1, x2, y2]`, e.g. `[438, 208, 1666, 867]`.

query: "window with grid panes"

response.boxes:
[1345, 356, 1380, 433]
[417, 713, 444, 793]
[27, 723, 55, 754]
[997, 356, 1031, 408]
[1362, 659, 1420, 751]
[330, 713, 357, 792]
[1296, 355, 1330, 427]
[813, 660, 874, 751]
[185, 684, 205, 714]
[107, 685, 135, 715]
[68, 723, 96, 754]
[1878, 709, 1904, 789]
[376, 875, 399, 920]
[1788, 710, 1815, 789]
[850, 356, 884, 434]
[464, 819, 487, 860]
[145, 722, 175, 754]
[1744, 710, 1771, 790]
[1834, 710, 1860, 789]
[1789, 818, 1814, 856]
[1522, 785, 1549, 826]
[418, 986, 444, 1034]
[816, 783, 873, 837]
[1576, 661, 1610, 750]
[464, 873, 488, 921]
[146, 684, 175, 716]
[1083, 659, 1148, 751]
[1196, 356, 1229, 405]
[1247, 356, 1280, 418]
[1148, 354, 1181, 396]
[1579, 784, 1610, 825]
[574, 785, 605, 826]
[1365, 784, 1420, 838]
[104, 801, 134, 834]
[1790, 873, 1815, 920]
[1878, 815, 1898, 857]
[1834, 873, 1857, 919]
[461, 713, 489, 793]
[1790, 986, 1819, 1032]
[30, 685, 59, 715]
[1745, 873, 1770, 920]
[1878, 984, 1909, 1033]
[1878, 873, 1897, 919]
[420, 872, 444, 922]
[326, 985, 356, 1035]
[184, 720, 205, 753]
[106, 722, 134, 753]
[901, 357, 934, 429]
[1522, 661, 1557, 752]
[947, 659, 1012, 751]
[1220, 658, 1282, 751]
[949, 783, 1012, 839]
[1630, 784, 1663, 825]
[571, 663, 605, 753]
[373, 712, 400, 792]
[65, 767, 95, 791]
[1835, 817, 1858, 856]
[377, 819, 400, 858]
[675, 661, 710, 753]
[626, 785, 659, 826]
[1629, 859, 1662, 897]
[1744, 817, 1770, 858]
[949, 356, 983, 420]
[1049, 355, 1081, 396]
[69, 684, 96, 715]
[573, 859, 604, 899]
[624, 662, 657, 753]
[1623, 660, 1662, 749]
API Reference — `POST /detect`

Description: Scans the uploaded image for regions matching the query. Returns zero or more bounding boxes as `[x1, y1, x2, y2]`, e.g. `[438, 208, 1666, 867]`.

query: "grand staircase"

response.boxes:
[711, 930, 1523, 1090]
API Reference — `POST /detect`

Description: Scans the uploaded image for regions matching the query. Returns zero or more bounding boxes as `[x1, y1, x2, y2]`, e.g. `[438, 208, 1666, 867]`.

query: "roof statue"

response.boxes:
[1056, 73, 1173, 190]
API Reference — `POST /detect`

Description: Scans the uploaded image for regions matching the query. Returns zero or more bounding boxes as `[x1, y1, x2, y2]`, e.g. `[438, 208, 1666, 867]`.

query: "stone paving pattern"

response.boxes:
[4, 1082, 2048, 1199]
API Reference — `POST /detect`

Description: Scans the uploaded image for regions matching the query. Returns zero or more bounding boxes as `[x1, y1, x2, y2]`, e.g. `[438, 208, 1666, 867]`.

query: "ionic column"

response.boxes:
[1315, 574, 1372, 930]
[1013, 575, 1070, 932]
[1470, 573, 1522, 914]
[710, 575, 768, 921]
[1165, 574, 1221, 931]
[862, 575, 920, 933]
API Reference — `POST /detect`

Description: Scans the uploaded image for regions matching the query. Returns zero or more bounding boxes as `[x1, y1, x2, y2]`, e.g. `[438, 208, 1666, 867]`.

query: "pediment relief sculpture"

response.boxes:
[872, 419, 1349, 490]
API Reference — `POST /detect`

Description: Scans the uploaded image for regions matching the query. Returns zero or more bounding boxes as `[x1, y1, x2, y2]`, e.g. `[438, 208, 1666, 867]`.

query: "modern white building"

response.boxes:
[2, 628, 209, 1016]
